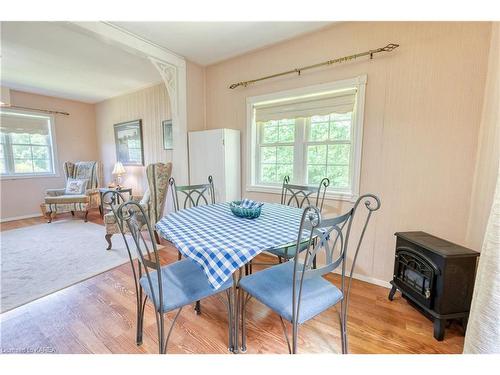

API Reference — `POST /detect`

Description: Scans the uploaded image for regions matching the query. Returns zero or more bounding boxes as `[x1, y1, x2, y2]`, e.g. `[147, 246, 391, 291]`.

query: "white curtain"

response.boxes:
[463, 166, 500, 353]
[463, 22, 500, 354]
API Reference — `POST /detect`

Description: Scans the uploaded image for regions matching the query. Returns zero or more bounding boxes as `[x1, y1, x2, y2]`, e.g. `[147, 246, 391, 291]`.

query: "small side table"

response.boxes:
[99, 187, 133, 218]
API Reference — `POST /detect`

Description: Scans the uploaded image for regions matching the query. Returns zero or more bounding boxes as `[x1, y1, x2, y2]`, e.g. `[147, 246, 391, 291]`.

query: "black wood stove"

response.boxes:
[388, 231, 479, 340]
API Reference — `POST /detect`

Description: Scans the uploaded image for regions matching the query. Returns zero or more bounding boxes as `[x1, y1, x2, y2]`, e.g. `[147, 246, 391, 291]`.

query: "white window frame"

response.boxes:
[246, 75, 367, 202]
[0, 108, 59, 180]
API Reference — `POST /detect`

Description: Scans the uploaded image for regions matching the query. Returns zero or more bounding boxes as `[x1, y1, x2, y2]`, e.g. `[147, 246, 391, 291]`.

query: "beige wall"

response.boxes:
[0, 90, 98, 220]
[204, 22, 492, 283]
[95, 83, 171, 196]
[467, 22, 500, 250]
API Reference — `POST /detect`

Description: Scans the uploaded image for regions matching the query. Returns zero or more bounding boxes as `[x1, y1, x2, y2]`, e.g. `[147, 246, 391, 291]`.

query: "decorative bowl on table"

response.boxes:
[229, 199, 264, 219]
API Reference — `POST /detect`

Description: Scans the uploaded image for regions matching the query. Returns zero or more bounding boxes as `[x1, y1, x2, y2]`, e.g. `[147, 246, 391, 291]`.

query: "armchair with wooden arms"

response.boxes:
[103, 162, 172, 250]
[42, 161, 101, 223]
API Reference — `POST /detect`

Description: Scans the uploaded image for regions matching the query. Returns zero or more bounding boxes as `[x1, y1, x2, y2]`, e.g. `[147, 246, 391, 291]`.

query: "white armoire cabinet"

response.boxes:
[188, 128, 241, 203]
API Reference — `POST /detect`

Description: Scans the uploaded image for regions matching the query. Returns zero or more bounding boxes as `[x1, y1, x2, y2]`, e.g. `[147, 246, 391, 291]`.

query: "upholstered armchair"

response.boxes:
[42, 161, 101, 223]
[103, 162, 172, 250]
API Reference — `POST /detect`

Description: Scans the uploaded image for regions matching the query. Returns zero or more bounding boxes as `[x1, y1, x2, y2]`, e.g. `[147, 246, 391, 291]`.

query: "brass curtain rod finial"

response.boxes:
[382, 43, 400, 52]
[228, 42, 400, 90]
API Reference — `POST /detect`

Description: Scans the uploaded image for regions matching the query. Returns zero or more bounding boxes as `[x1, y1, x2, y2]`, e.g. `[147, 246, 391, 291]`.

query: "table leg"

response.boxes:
[231, 267, 243, 354]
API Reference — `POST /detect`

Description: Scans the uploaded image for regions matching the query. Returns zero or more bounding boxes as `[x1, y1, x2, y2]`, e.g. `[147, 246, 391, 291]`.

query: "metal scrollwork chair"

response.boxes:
[249, 176, 330, 273]
[169, 175, 215, 261]
[239, 194, 381, 354]
[169, 175, 215, 212]
[107, 195, 233, 354]
[168, 175, 216, 315]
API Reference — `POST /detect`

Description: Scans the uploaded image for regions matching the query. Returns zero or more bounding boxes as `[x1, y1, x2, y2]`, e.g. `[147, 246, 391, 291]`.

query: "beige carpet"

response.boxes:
[0, 220, 159, 313]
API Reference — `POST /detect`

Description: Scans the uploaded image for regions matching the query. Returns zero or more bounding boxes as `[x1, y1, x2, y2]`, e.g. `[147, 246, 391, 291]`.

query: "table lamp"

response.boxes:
[112, 162, 126, 189]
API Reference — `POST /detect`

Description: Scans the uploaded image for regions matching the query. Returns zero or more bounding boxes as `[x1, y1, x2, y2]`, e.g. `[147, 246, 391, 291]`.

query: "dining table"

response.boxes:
[155, 201, 305, 353]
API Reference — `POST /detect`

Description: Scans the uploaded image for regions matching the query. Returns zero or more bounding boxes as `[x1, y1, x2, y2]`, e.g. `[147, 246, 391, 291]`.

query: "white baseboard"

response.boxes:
[265, 252, 391, 289]
[332, 268, 391, 289]
[0, 213, 42, 223]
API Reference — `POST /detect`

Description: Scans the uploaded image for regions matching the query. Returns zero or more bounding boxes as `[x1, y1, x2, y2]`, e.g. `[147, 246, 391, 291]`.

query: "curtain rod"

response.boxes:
[0, 104, 70, 116]
[229, 43, 399, 90]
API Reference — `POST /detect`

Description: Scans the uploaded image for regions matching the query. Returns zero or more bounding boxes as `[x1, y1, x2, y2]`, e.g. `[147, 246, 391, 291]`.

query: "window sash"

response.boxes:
[255, 116, 353, 190]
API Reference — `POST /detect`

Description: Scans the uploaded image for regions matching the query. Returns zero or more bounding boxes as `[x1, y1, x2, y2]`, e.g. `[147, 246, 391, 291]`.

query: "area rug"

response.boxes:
[0, 220, 160, 313]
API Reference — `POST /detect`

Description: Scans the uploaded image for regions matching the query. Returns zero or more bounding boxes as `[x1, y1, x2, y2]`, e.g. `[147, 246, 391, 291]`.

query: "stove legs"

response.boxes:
[388, 285, 397, 301]
[433, 319, 445, 341]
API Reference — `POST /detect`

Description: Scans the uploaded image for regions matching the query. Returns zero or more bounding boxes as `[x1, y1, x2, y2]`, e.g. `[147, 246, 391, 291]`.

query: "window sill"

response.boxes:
[246, 184, 357, 202]
[1, 173, 60, 181]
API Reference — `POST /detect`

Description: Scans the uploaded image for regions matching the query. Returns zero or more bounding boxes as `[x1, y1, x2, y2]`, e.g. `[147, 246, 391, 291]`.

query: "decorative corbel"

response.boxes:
[149, 56, 178, 116]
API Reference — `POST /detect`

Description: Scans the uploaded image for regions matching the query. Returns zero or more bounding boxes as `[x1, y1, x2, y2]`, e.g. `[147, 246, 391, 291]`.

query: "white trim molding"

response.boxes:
[69, 22, 189, 185]
[0, 213, 42, 223]
[246, 75, 367, 202]
[332, 269, 391, 289]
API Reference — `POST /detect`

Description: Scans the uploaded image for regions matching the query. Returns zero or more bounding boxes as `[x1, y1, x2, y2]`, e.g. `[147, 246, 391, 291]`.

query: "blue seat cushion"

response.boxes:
[239, 261, 343, 324]
[139, 259, 232, 313]
[266, 240, 309, 259]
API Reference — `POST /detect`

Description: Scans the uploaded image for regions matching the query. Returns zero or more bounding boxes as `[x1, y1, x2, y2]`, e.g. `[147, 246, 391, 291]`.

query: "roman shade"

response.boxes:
[254, 88, 357, 122]
[0, 111, 51, 135]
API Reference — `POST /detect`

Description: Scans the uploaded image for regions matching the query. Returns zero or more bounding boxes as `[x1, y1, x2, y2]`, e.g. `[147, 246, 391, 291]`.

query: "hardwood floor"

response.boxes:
[0, 211, 465, 354]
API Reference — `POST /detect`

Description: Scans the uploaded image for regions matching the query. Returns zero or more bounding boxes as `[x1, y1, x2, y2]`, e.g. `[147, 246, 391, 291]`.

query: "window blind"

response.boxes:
[254, 88, 357, 122]
[0, 112, 51, 135]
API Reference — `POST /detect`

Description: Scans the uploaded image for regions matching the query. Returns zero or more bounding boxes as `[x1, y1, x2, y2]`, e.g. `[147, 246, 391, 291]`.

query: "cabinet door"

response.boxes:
[189, 129, 226, 202]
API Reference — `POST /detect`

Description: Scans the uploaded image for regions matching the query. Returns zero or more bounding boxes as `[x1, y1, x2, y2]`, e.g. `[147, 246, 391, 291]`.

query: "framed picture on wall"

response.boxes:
[114, 119, 144, 166]
[162, 119, 173, 150]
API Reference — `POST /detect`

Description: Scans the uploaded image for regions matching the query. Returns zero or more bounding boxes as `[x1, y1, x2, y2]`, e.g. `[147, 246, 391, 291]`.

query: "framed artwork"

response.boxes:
[114, 119, 144, 166]
[162, 119, 173, 150]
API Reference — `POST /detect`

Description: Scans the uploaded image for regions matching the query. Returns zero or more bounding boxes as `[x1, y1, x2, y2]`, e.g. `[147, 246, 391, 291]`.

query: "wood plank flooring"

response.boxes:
[0, 211, 465, 354]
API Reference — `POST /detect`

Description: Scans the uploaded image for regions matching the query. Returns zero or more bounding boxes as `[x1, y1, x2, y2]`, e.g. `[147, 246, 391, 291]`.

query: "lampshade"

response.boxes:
[112, 162, 126, 175]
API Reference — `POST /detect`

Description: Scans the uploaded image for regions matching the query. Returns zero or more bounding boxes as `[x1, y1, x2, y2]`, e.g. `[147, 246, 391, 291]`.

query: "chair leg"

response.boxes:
[292, 321, 299, 354]
[194, 300, 201, 315]
[341, 319, 348, 354]
[339, 303, 348, 354]
[84, 210, 89, 222]
[47, 211, 55, 223]
[136, 295, 147, 345]
[279, 316, 292, 354]
[161, 308, 183, 354]
[158, 312, 165, 354]
[105, 234, 113, 250]
[154, 230, 160, 245]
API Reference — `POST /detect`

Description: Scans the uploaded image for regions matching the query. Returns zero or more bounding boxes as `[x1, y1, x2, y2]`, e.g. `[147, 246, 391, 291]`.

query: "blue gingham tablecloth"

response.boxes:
[156, 202, 305, 289]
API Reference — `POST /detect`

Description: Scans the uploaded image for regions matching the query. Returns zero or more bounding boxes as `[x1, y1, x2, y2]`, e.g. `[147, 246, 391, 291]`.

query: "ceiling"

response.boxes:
[112, 22, 332, 66]
[1, 22, 161, 103]
[1, 21, 333, 103]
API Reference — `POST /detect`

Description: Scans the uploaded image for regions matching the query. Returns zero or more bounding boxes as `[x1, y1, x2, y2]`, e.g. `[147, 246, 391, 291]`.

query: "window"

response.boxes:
[0, 109, 57, 178]
[247, 76, 366, 200]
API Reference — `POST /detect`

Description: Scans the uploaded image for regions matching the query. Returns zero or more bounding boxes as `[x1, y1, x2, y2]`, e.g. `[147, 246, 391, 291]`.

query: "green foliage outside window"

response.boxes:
[258, 112, 353, 190]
